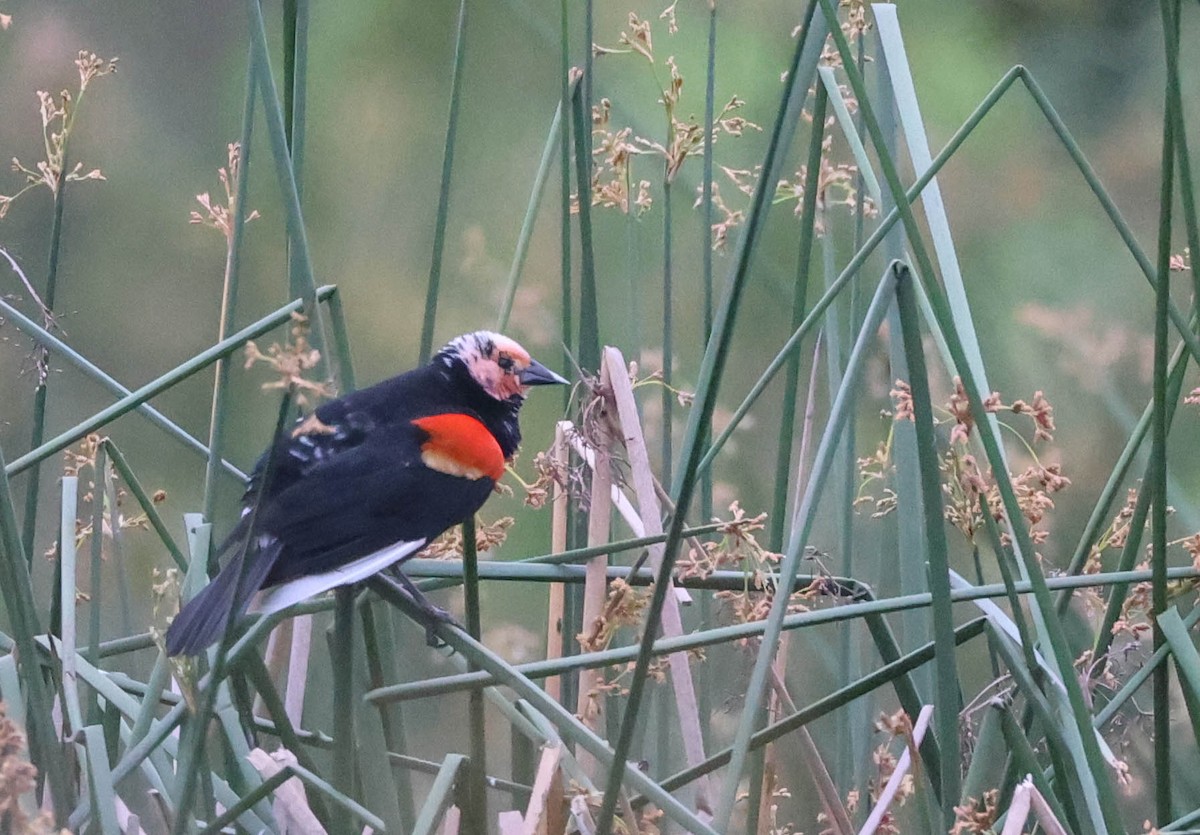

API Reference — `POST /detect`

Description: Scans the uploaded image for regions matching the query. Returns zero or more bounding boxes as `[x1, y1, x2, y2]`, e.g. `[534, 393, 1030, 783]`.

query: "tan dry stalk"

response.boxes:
[545, 422, 571, 703]
[519, 743, 565, 835]
[576, 359, 615, 778]
[603, 346, 713, 819]
[859, 705, 934, 835]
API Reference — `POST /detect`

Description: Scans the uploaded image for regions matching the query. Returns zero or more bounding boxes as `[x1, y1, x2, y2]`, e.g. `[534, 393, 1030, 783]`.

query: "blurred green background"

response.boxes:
[2, 0, 1199, 827]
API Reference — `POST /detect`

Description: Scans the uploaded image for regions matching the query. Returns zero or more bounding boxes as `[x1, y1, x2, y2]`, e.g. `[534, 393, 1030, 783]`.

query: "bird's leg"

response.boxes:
[370, 570, 459, 647]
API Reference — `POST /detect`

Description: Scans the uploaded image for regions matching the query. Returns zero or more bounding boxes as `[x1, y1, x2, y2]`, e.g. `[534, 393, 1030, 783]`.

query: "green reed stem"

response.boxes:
[558, 0, 572, 388]
[770, 83, 825, 552]
[462, 516, 487, 832]
[418, 0, 467, 364]
[1151, 0, 1179, 821]
[330, 588, 357, 835]
[497, 101, 563, 332]
[896, 264, 960, 824]
[325, 286, 358, 392]
[572, 83, 600, 374]
[21, 136, 71, 561]
[203, 52, 257, 524]
[699, 0, 717, 535]
[284, 0, 310, 304]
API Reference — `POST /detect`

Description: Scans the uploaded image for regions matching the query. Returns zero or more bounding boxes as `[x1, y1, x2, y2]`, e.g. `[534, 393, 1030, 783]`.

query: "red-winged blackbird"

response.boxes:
[165, 331, 567, 656]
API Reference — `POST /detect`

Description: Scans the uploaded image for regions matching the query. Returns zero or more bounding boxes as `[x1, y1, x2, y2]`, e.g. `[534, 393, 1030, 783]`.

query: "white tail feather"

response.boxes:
[251, 539, 427, 616]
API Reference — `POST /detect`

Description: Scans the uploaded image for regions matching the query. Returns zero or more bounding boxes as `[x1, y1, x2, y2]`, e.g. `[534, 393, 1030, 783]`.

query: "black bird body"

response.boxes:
[166, 331, 566, 656]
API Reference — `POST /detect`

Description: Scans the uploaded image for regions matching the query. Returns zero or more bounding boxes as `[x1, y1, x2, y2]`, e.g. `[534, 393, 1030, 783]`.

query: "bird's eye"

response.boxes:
[497, 353, 515, 372]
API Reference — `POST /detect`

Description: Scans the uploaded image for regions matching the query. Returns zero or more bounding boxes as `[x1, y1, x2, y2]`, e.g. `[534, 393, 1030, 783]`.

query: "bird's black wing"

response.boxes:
[258, 420, 495, 585]
[237, 365, 447, 511]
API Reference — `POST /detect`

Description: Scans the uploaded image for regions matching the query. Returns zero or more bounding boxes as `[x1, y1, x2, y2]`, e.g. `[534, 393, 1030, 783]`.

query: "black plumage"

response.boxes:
[165, 331, 566, 656]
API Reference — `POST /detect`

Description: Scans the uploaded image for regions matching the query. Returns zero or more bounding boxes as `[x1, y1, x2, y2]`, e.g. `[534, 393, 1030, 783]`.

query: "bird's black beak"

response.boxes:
[520, 359, 569, 386]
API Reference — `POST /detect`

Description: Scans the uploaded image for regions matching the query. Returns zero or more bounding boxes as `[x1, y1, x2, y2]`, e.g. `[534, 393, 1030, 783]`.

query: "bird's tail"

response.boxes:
[165, 532, 283, 657]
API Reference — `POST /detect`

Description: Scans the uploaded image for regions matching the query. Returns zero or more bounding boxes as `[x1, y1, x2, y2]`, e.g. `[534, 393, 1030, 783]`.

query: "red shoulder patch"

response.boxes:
[412, 413, 505, 481]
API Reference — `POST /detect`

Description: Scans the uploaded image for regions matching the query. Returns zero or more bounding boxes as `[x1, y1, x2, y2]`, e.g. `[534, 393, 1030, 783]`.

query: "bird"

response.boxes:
[165, 331, 568, 656]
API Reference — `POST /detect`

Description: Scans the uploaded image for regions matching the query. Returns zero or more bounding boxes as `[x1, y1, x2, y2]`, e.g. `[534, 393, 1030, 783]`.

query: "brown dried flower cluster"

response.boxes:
[591, 99, 651, 215]
[1, 51, 116, 219]
[0, 703, 67, 835]
[0, 704, 37, 827]
[1083, 488, 1138, 575]
[424, 516, 515, 559]
[591, 5, 759, 226]
[693, 182, 744, 251]
[676, 502, 821, 630]
[874, 380, 1067, 549]
[519, 449, 564, 509]
[189, 142, 260, 240]
[950, 789, 999, 835]
[899, 376, 1056, 445]
[578, 577, 649, 653]
[243, 312, 333, 408]
[43, 435, 161, 562]
[810, 0, 871, 67]
[941, 450, 1070, 548]
[1112, 562, 1154, 642]
[861, 709, 917, 835]
[776, 134, 877, 232]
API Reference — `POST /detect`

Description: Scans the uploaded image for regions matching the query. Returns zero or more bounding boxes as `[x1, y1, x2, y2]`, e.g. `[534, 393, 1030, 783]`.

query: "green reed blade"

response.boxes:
[961, 700, 1006, 805]
[0, 295, 247, 482]
[596, 3, 829, 829]
[87, 444, 106, 712]
[997, 708, 1074, 832]
[0, 441, 71, 817]
[1151, 0, 1180, 821]
[1159, 608, 1200, 748]
[571, 84, 600, 379]
[324, 286, 358, 393]
[244, 0, 335, 386]
[769, 82, 825, 552]
[5, 287, 335, 477]
[102, 440, 186, 572]
[713, 266, 897, 829]
[80, 725, 120, 835]
[822, 5, 1123, 827]
[59, 476, 85, 736]
[412, 754, 466, 835]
